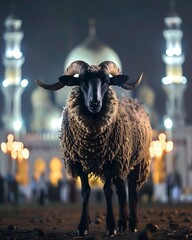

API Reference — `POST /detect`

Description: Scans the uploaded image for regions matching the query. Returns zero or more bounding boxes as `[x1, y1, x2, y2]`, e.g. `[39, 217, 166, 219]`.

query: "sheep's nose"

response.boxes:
[88, 99, 102, 113]
[89, 99, 100, 106]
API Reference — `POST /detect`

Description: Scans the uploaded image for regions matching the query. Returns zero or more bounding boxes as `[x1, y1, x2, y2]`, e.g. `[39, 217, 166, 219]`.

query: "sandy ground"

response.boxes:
[0, 202, 192, 240]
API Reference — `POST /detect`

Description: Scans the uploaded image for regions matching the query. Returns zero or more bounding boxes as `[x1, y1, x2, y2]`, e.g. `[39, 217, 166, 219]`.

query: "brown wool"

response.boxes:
[60, 87, 152, 187]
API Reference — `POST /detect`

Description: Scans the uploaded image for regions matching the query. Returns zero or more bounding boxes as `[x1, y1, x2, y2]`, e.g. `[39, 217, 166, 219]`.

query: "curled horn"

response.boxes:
[35, 60, 89, 91]
[121, 72, 143, 90]
[99, 61, 122, 76]
[35, 80, 64, 91]
[64, 60, 89, 75]
[99, 61, 143, 90]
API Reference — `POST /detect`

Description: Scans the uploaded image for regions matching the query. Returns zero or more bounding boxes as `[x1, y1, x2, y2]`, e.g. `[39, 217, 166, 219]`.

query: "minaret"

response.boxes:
[1, 10, 28, 135]
[161, 1, 187, 128]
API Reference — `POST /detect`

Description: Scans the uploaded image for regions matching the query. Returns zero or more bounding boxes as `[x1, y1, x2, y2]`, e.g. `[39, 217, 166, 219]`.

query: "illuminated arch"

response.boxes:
[34, 158, 46, 180]
[49, 157, 63, 186]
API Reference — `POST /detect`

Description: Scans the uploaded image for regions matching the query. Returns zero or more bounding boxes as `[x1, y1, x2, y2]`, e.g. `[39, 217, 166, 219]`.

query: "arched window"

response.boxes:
[49, 157, 63, 186]
[34, 158, 46, 181]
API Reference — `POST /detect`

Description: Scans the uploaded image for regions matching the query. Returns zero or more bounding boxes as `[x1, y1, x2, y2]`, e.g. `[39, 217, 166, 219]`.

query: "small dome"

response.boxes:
[64, 36, 122, 69]
[65, 19, 122, 69]
[31, 87, 61, 132]
[138, 84, 155, 107]
[31, 87, 50, 107]
[137, 83, 159, 128]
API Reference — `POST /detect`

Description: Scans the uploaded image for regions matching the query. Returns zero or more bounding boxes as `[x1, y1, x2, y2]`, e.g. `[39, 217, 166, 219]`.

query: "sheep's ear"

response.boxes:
[59, 75, 80, 86]
[109, 75, 129, 86]
[110, 73, 143, 90]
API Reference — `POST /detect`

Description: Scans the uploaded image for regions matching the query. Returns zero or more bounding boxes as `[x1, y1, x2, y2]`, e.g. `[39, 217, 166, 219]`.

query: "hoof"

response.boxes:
[118, 225, 127, 232]
[129, 219, 138, 232]
[77, 229, 88, 236]
[118, 220, 127, 232]
[129, 226, 138, 232]
[106, 228, 117, 236]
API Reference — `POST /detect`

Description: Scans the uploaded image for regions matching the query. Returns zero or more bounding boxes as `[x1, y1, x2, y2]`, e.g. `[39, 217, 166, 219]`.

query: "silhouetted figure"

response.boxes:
[0, 174, 5, 203]
[6, 172, 14, 203]
[59, 178, 69, 202]
[138, 174, 154, 203]
[30, 176, 37, 202]
[12, 177, 18, 206]
[167, 171, 182, 202]
[36, 173, 47, 205]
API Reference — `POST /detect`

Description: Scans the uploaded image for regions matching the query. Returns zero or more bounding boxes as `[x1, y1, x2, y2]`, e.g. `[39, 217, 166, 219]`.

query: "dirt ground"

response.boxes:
[0, 202, 192, 240]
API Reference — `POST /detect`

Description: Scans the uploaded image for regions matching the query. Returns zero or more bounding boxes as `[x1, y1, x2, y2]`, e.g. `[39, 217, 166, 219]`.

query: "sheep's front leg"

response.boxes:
[78, 172, 91, 236]
[128, 180, 138, 232]
[114, 178, 128, 232]
[103, 178, 117, 236]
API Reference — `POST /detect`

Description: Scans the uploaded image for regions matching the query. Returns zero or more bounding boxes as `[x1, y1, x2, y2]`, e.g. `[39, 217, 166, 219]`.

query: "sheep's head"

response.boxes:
[36, 61, 143, 114]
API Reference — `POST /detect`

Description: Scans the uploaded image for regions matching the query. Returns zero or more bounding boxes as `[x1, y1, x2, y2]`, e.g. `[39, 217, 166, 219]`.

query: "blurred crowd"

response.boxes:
[0, 172, 78, 206]
[0, 171, 187, 206]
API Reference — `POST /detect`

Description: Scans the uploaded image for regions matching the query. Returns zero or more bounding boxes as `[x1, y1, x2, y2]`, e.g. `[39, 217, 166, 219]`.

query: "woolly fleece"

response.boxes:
[60, 86, 152, 188]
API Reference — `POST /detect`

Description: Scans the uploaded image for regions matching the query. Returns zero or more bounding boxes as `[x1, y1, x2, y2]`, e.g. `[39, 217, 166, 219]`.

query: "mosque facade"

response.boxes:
[0, 4, 192, 201]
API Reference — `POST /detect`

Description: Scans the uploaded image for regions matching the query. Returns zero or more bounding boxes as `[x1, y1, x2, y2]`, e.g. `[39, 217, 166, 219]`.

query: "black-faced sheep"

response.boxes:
[36, 60, 152, 236]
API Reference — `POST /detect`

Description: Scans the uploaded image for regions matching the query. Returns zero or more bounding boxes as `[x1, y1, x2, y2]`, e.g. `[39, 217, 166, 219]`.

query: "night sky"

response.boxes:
[0, 0, 192, 129]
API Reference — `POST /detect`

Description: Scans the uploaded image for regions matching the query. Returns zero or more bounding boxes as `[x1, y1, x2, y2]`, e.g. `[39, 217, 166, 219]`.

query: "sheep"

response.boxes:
[36, 60, 152, 236]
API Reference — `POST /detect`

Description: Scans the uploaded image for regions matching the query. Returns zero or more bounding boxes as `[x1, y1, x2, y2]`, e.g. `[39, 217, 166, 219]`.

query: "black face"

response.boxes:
[58, 68, 131, 113]
[79, 71, 109, 113]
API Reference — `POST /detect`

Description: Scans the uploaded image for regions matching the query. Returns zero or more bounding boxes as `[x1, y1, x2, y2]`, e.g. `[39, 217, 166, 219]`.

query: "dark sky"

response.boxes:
[0, 0, 192, 129]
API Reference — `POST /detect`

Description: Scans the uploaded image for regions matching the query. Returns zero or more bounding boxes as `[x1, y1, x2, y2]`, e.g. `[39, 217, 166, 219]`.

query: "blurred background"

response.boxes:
[0, 0, 192, 206]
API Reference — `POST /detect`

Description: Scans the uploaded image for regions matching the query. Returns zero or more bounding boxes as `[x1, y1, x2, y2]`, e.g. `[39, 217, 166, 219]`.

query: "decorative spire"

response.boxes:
[1, 6, 27, 133]
[6, 2, 17, 22]
[88, 19, 96, 38]
[10, 2, 16, 17]
[165, 0, 181, 29]
[162, 0, 187, 128]
[5, 3, 21, 32]
[168, 0, 178, 18]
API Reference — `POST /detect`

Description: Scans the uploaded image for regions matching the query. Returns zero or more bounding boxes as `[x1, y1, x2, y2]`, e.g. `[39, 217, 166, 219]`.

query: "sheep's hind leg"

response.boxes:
[103, 177, 117, 236]
[77, 172, 91, 236]
[128, 180, 138, 232]
[114, 178, 128, 232]
[127, 166, 140, 232]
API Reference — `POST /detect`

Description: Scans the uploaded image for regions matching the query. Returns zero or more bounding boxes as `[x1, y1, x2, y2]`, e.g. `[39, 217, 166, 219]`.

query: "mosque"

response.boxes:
[0, 3, 192, 201]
